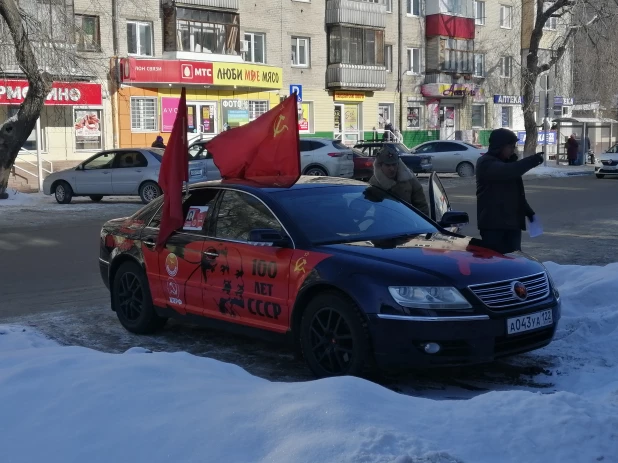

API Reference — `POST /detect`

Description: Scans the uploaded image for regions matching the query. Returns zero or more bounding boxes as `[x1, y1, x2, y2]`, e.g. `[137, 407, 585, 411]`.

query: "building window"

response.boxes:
[127, 21, 153, 56]
[176, 8, 240, 55]
[131, 97, 158, 132]
[500, 56, 513, 78]
[75, 15, 100, 52]
[385, 0, 392, 13]
[471, 104, 485, 128]
[474, 1, 485, 25]
[500, 5, 512, 29]
[473, 53, 485, 77]
[249, 100, 269, 121]
[385, 44, 393, 72]
[74, 109, 103, 150]
[445, 0, 464, 15]
[328, 26, 384, 66]
[543, 2, 557, 30]
[291, 36, 310, 67]
[243, 32, 265, 63]
[407, 105, 421, 128]
[36, 0, 70, 42]
[379, 103, 394, 129]
[441, 38, 474, 73]
[501, 106, 512, 128]
[407, 47, 421, 74]
[407, 0, 420, 16]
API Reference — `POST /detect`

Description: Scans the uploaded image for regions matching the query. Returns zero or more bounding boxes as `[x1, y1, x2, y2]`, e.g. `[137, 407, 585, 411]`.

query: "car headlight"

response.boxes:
[388, 286, 472, 309]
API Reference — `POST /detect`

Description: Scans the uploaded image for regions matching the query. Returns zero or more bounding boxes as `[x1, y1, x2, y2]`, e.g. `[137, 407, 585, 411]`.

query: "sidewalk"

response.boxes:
[525, 164, 595, 178]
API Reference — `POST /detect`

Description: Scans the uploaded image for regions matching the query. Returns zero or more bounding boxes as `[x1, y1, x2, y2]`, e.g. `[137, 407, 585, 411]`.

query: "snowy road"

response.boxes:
[1, 174, 616, 398]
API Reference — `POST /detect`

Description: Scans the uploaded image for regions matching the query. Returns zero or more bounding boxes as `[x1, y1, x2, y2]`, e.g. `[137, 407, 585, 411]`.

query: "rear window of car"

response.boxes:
[274, 185, 436, 244]
[332, 140, 349, 150]
[391, 143, 410, 154]
[149, 150, 164, 162]
[462, 142, 479, 149]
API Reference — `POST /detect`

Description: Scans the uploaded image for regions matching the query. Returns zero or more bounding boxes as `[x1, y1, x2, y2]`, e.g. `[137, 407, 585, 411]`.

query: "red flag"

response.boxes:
[206, 94, 300, 187]
[156, 87, 189, 250]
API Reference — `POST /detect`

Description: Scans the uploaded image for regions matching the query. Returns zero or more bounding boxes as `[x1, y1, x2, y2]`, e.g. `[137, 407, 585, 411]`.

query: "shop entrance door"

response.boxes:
[186, 102, 217, 142]
[334, 103, 361, 146]
[440, 105, 456, 140]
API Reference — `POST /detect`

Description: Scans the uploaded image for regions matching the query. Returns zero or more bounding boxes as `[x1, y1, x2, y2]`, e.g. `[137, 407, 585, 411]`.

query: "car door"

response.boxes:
[73, 152, 115, 194]
[111, 151, 149, 195]
[201, 189, 294, 333]
[140, 189, 219, 317]
[427, 172, 463, 234]
[434, 142, 467, 172]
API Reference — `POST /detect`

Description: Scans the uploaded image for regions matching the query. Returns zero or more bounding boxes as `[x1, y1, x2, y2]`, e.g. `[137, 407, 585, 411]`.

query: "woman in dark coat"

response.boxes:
[565, 134, 579, 166]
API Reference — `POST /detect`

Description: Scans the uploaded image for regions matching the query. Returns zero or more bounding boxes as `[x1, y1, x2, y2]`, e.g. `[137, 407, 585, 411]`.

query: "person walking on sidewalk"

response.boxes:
[476, 128, 544, 254]
[565, 134, 579, 166]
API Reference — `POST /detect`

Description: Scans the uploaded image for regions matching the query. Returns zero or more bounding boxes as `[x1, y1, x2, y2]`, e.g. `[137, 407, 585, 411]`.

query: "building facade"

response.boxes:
[0, 0, 576, 162]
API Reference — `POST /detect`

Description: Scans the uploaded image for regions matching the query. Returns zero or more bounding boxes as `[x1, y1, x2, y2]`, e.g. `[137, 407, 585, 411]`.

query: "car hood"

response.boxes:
[598, 153, 618, 160]
[320, 233, 545, 286]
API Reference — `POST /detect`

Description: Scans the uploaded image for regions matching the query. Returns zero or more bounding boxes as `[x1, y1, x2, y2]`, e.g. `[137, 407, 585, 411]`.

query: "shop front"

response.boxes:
[332, 91, 364, 145]
[0, 79, 104, 160]
[493, 95, 525, 131]
[116, 58, 283, 148]
[421, 83, 484, 141]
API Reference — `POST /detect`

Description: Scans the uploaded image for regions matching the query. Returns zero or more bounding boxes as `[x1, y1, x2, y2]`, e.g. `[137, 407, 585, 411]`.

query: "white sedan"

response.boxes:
[410, 140, 486, 177]
[594, 144, 618, 179]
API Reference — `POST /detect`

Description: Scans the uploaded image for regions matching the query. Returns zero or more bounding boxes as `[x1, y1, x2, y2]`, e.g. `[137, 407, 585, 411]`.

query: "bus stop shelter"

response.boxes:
[552, 117, 618, 165]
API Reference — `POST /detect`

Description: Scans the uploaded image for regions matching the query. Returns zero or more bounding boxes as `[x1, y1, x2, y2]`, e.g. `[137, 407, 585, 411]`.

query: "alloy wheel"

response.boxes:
[142, 184, 160, 202]
[55, 185, 65, 201]
[308, 307, 354, 374]
[117, 272, 144, 321]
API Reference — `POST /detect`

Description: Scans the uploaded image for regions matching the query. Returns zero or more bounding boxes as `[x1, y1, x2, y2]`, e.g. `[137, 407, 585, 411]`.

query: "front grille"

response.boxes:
[602, 160, 618, 166]
[468, 272, 550, 311]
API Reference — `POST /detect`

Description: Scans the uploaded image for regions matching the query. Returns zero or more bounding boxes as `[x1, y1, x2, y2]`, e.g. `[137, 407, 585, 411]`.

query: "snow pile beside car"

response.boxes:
[1, 261, 617, 463]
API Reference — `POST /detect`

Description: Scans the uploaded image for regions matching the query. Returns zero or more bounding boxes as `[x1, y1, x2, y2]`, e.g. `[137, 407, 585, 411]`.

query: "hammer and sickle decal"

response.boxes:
[273, 115, 289, 138]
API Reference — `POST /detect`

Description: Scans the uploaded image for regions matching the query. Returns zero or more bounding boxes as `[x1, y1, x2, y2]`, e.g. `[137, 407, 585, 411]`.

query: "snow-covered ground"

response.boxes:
[525, 165, 595, 178]
[1, 263, 617, 463]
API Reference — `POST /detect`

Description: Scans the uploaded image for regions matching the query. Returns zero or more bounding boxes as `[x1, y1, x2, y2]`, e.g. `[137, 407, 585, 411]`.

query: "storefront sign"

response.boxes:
[212, 63, 282, 89]
[74, 109, 102, 150]
[121, 58, 214, 85]
[334, 92, 365, 102]
[421, 83, 483, 99]
[221, 99, 250, 128]
[554, 97, 574, 106]
[517, 131, 557, 145]
[494, 95, 523, 105]
[298, 102, 310, 132]
[0, 80, 102, 106]
[161, 97, 180, 133]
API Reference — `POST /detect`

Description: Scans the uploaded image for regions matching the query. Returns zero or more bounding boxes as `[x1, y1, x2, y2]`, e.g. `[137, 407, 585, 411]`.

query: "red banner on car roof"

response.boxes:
[0, 80, 102, 106]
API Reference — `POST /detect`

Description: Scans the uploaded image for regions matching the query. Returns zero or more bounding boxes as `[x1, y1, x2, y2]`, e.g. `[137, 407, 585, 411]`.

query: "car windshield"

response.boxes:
[391, 143, 410, 154]
[149, 150, 164, 162]
[274, 185, 437, 244]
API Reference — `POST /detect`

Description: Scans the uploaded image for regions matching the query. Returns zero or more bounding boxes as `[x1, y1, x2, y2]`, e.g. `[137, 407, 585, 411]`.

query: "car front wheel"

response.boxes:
[112, 261, 167, 334]
[139, 181, 161, 204]
[300, 292, 371, 378]
[54, 181, 73, 204]
[90, 195, 103, 202]
[596, 174, 605, 179]
[456, 162, 475, 177]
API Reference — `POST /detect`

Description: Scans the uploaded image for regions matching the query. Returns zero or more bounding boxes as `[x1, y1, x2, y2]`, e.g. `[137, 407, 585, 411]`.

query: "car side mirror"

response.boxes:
[439, 211, 469, 228]
[248, 228, 291, 247]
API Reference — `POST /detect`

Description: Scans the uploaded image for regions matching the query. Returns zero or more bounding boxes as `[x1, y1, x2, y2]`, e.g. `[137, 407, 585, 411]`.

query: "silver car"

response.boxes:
[594, 143, 618, 179]
[43, 148, 209, 204]
[411, 140, 486, 177]
[191, 137, 355, 179]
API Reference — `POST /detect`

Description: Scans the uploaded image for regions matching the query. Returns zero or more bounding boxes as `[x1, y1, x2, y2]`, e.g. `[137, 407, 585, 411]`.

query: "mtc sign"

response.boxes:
[0, 80, 102, 106]
[120, 58, 214, 85]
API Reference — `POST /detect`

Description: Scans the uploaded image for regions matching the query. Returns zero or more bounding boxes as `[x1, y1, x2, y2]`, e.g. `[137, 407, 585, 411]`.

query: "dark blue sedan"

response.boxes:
[99, 174, 561, 378]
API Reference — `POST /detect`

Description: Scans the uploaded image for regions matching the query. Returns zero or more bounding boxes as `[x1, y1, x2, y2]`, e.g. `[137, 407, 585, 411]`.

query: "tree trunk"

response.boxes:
[522, 67, 539, 158]
[0, 0, 52, 198]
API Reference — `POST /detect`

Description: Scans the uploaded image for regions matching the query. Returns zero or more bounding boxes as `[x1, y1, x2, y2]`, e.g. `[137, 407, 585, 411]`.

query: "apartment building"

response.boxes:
[0, 0, 575, 161]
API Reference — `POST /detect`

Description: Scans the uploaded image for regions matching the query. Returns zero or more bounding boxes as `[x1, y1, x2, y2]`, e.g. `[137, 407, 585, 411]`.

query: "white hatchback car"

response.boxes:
[594, 143, 618, 179]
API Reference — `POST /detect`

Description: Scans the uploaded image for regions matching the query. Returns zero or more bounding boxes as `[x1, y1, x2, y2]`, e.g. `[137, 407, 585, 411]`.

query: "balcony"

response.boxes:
[326, 0, 387, 28]
[0, 41, 93, 78]
[168, 0, 239, 9]
[326, 63, 386, 90]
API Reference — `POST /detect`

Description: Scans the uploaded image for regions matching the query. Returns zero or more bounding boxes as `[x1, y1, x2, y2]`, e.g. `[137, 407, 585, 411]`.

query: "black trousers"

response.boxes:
[479, 229, 522, 254]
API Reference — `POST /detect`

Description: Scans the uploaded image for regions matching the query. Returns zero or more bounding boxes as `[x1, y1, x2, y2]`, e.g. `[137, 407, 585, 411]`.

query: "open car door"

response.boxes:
[428, 172, 468, 233]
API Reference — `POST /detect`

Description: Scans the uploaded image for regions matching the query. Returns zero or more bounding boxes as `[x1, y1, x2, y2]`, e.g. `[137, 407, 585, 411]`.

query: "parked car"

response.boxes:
[594, 143, 618, 179]
[410, 140, 486, 177]
[353, 141, 432, 180]
[189, 137, 355, 180]
[99, 174, 561, 378]
[43, 148, 210, 204]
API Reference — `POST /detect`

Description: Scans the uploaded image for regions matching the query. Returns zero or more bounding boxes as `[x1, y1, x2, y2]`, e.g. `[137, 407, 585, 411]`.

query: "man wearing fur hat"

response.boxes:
[476, 128, 543, 254]
[369, 145, 430, 216]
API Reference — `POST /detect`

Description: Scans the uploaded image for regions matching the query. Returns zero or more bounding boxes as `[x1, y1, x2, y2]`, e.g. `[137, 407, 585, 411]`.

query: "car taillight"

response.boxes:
[365, 161, 373, 167]
[328, 152, 345, 157]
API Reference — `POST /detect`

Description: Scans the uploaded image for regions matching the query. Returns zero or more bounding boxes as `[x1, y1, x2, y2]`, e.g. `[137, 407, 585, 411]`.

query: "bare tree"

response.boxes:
[0, 0, 51, 198]
[521, 0, 618, 156]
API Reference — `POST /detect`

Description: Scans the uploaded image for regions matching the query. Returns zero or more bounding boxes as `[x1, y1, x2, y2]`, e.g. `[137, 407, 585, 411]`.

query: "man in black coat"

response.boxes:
[476, 128, 544, 254]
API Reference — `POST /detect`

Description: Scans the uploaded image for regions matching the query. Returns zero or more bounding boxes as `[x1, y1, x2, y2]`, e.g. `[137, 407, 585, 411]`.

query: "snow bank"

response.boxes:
[0, 189, 48, 206]
[525, 166, 594, 178]
[1, 262, 617, 463]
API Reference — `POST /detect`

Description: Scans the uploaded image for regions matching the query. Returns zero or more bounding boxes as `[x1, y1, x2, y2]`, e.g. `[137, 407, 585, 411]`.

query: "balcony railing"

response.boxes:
[171, 0, 239, 9]
[326, 0, 387, 28]
[326, 63, 386, 90]
[0, 41, 95, 78]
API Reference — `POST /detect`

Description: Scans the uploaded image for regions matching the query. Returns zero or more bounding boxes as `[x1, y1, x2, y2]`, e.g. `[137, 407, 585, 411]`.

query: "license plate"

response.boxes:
[507, 310, 553, 335]
[190, 168, 202, 177]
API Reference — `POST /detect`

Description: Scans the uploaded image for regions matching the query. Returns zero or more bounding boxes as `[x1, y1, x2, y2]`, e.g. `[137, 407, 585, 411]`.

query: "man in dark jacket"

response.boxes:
[369, 144, 430, 216]
[151, 136, 166, 149]
[476, 128, 543, 254]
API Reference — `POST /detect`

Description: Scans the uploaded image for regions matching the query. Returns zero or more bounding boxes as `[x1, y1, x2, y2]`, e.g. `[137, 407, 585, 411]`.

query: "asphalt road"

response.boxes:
[0, 174, 616, 397]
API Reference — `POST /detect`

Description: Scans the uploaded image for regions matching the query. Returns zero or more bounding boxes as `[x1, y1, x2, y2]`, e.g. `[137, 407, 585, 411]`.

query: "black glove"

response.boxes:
[533, 153, 544, 165]
[527, 214, 535, 222]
